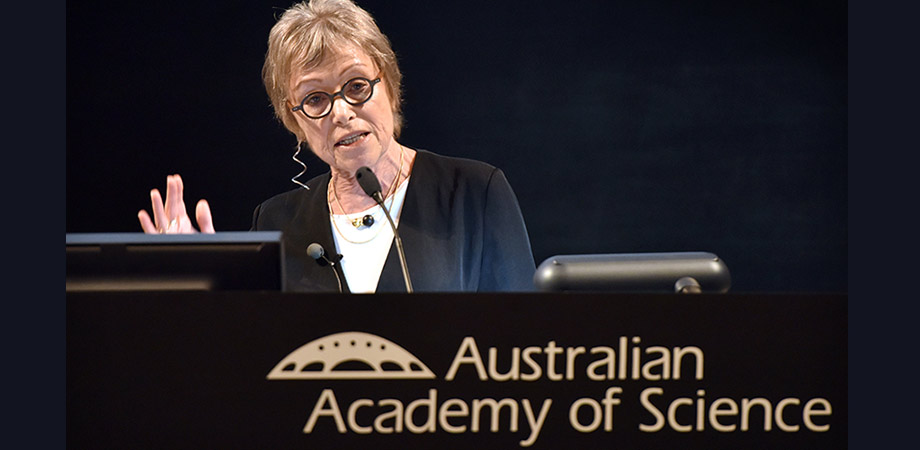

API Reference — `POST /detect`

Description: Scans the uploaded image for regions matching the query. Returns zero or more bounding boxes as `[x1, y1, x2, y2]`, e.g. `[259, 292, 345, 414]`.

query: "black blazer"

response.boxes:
[251, 150, 536, 292]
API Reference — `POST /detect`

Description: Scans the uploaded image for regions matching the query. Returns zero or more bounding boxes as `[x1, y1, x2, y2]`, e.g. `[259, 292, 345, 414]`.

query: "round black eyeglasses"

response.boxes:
[291, 77, 382, 119]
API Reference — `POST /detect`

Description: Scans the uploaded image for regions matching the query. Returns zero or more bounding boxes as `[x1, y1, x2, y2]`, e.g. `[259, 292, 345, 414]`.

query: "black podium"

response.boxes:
[66, 292, 846, 449]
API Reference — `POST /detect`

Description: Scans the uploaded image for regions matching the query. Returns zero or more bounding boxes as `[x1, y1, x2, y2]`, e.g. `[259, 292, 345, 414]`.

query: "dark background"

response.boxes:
[65, 0, 847, 293]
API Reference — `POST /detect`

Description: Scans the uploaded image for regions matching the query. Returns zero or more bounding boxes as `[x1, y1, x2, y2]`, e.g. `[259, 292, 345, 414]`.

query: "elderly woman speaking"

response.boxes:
[137, 0, 535, 293]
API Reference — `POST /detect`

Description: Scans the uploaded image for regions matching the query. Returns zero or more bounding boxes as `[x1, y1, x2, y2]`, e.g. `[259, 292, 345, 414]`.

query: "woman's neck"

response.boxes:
[328, 145, 415, 214]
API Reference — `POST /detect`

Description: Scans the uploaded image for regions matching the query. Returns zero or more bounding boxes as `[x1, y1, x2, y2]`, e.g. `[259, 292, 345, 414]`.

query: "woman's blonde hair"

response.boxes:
[262, 0, 403, 143]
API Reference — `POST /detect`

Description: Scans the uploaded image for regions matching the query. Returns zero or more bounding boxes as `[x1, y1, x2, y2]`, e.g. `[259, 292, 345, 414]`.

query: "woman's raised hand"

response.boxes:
[137, 174, 216, 234]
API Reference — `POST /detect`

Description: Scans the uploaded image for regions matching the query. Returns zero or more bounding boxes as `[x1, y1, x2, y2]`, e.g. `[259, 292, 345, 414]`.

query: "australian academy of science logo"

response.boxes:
[266, 331, 834, 447]
[266, 331, 435, 380]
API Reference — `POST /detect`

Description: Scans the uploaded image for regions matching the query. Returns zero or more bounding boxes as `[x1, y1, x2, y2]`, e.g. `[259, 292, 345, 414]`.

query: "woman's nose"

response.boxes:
[329, 96, 355, 125]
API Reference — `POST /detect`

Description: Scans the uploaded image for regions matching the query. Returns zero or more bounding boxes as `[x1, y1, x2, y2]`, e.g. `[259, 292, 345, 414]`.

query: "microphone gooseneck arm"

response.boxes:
[355, 166, 414, 293]
[379, 203, 413, 293]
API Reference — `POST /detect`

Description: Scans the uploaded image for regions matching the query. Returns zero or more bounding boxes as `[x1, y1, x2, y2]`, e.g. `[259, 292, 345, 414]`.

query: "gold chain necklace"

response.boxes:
[329, 204, 388, 244]
[331, 147, 403, 228]
[328, 147, 404, 244]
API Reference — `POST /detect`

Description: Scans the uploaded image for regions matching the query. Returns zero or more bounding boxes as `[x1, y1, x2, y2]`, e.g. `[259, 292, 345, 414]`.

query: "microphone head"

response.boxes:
[306, 243, 325, 260]
[355, 166, 383, 202]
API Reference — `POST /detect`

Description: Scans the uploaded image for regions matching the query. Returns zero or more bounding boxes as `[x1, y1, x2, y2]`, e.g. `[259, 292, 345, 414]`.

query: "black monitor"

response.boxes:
[533, 252, 731, 293]
[66, 231, 285, 292]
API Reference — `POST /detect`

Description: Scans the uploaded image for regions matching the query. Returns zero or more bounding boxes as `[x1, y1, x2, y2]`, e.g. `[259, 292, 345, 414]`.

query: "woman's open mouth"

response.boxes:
[335, 132, 370, 147]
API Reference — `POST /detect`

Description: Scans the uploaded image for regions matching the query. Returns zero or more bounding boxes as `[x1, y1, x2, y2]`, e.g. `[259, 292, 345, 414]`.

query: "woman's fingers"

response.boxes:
[138, 174, 214, 234]
[149, 188, 168, 232]
[165, 174, 187, 222]
[138, 209, 158, 234]
[196, 199, 216, 234]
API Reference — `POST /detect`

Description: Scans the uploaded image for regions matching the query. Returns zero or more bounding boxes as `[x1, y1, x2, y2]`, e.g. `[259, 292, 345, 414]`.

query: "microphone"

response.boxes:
[355, 166, 414, 293]
[307, 242, 343, 293]
[355, 166, 385, 204]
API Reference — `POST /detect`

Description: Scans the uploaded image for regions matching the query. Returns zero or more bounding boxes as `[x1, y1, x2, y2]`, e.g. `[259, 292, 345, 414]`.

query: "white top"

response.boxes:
[329, 177, 410, 293]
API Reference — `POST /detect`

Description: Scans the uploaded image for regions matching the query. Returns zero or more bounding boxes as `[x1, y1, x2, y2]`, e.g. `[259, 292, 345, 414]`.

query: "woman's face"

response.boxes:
[288, 47, 396, 176]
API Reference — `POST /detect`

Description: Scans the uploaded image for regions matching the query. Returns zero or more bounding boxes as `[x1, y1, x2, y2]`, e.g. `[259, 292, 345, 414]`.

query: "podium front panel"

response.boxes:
[66, 292, 846, 449]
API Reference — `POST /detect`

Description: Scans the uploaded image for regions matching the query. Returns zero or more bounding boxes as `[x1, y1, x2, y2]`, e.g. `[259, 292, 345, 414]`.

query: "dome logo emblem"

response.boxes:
[266, 331, 435, 380]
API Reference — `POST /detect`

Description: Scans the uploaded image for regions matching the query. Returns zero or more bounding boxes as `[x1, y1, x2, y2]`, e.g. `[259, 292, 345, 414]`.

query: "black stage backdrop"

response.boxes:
[65, 0, 847, 293]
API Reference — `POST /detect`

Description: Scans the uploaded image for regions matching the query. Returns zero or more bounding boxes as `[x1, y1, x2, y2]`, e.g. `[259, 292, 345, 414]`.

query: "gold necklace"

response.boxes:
[330, 146, 403, 228]
[328, 182, 397, 245]
[329, 205, 387, 244]
[327, 148, 405, 244]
